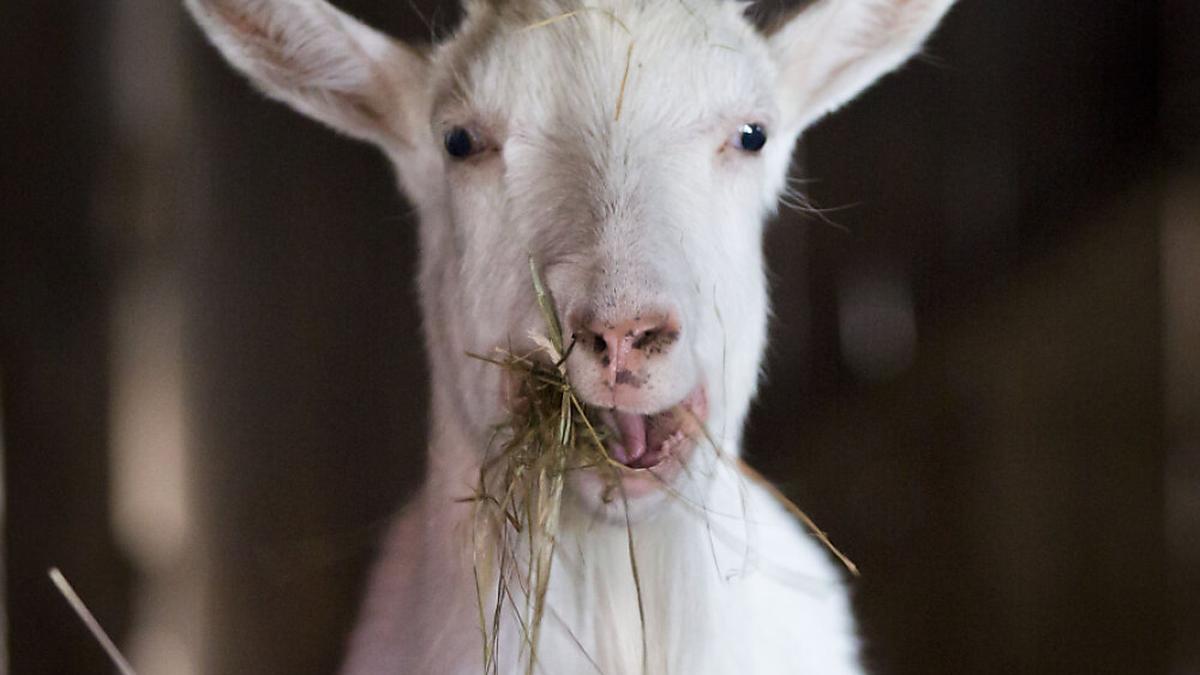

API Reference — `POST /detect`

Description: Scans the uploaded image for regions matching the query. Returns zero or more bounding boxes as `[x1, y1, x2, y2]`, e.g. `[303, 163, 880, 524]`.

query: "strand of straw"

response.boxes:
[47, 567, 138, 675]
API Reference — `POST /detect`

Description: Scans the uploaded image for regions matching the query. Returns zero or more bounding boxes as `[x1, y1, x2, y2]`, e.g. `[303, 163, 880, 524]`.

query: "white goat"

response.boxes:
[186, 1, 956, 673]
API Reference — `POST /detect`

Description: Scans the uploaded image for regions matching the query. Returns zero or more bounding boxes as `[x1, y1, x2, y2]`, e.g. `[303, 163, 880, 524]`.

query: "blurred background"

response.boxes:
[1, 0, 1196, 673]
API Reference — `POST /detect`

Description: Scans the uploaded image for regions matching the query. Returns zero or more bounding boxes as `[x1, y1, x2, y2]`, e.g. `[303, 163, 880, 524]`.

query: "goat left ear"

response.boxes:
[768, 0, 957, 133]
[186, 0, 428, 148]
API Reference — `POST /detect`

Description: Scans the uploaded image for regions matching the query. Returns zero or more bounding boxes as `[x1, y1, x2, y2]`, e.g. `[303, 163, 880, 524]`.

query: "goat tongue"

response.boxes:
[610, 411, 648, 465]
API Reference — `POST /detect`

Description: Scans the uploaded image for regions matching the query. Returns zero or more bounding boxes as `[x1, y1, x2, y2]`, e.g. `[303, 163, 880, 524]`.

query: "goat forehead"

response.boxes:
[435, 0, 777, 130]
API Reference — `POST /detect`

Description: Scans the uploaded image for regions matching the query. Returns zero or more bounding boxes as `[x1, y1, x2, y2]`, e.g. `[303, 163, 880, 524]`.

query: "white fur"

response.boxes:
[185, 1, 957, 672]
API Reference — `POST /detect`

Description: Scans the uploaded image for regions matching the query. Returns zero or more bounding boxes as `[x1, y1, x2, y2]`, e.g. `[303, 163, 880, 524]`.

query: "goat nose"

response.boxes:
[573, 312, 681, 385]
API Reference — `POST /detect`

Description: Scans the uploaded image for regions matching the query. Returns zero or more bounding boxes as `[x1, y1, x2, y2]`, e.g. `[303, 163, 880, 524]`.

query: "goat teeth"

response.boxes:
[658, 430, 686, 455]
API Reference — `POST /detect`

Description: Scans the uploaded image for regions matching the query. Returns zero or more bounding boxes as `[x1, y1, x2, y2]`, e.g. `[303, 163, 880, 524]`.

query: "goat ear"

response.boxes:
[185, 0, 428, 148]
[768, 0, 957, 133]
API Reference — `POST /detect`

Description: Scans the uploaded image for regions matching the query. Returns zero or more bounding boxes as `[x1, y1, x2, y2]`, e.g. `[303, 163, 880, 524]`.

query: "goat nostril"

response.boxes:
[631, 329, 657, 350]
[579, 312, 681, 373]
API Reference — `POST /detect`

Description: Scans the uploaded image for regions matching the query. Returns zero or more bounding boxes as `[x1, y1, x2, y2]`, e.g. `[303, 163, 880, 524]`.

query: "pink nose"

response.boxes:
[573, 312, 681, 388]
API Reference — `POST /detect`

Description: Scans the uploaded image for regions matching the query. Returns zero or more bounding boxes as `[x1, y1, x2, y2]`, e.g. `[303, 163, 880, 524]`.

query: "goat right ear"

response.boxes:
[768, 0, 957, 134]
[185, 0, 429, 148]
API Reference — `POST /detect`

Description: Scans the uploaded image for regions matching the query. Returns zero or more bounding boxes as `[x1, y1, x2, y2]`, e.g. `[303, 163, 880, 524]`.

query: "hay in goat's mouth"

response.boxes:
[465, 258, 856, 675]
[465, 258, 635, 675]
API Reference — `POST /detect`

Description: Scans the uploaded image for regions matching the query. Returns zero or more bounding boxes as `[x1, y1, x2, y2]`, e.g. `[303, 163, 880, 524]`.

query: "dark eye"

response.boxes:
[444, 127, 476, 159]
[733, 123, 767, 152]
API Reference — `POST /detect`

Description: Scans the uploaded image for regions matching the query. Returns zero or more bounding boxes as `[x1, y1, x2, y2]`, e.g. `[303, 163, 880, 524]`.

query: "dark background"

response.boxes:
[2, 1, 1197, 673]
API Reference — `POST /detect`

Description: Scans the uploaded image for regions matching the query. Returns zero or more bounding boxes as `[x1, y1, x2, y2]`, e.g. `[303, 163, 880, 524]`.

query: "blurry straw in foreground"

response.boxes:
[48, 566, 138, 675]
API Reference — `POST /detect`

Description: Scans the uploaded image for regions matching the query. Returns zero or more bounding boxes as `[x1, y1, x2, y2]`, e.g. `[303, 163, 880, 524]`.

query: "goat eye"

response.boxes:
[444, 127, 476, 159]
[733, 123, 767, 152]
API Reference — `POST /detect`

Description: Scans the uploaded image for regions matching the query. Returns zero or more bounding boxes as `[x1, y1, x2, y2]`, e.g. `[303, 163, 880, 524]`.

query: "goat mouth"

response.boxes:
[593, 386, 707, 471]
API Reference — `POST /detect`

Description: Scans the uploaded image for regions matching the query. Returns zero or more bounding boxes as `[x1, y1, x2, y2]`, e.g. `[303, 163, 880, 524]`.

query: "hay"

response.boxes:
[48, 567, 138, 675]
[466, 258, 639, 675]
[614, 41, 635, 122]
[520, 7, 631, 35]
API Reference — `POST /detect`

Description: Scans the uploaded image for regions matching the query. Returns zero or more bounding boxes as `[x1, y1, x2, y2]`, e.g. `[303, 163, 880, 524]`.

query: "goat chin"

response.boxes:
[340, 437, 862, 675]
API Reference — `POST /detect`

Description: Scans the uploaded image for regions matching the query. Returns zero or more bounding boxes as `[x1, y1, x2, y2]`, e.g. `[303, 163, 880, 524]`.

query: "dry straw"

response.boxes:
[465, 258, 644, 675]
[48, 567, 138, 675]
